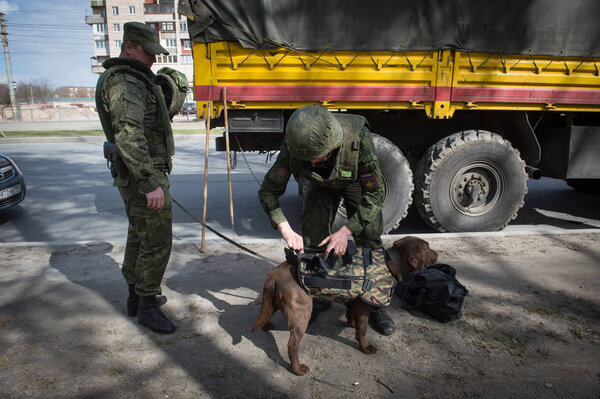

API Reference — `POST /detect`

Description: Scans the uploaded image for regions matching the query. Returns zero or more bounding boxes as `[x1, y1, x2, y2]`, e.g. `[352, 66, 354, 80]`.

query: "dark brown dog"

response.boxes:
[251, 236, 438, 375]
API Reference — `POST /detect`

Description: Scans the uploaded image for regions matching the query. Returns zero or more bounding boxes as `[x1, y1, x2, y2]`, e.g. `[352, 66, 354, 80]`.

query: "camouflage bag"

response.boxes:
[288, 243, 396, 308]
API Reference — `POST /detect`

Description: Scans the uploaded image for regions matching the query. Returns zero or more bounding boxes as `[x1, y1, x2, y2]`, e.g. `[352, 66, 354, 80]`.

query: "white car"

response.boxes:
[0, 154, 26, 210]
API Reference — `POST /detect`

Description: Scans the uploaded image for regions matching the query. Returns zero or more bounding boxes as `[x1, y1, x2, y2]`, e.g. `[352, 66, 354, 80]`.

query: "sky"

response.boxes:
[0, 0, 98, 88]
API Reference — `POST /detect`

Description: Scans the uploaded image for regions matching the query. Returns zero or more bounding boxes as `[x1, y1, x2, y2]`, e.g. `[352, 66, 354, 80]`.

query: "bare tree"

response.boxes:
[15, 81, 33, 103]
[56, 86, 73, 98]
[0, 83, 10, 104]
[34, 78, 54, 104]
[76, 87, 90, 98]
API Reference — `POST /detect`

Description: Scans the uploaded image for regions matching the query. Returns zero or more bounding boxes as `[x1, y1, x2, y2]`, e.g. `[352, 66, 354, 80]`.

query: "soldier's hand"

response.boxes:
[277, 221, 304, 252]
[145, 187, 164, 212]
[319, 225, 353, 258]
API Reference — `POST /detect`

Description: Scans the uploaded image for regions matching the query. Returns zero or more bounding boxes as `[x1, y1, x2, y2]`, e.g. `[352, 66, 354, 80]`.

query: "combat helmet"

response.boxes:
[156, 67, 189, 119]
[286, 106, 343, 160]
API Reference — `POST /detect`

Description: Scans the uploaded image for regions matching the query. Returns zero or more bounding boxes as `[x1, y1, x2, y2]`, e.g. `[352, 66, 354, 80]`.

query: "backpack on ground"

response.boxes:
[395, 264, 468, 323]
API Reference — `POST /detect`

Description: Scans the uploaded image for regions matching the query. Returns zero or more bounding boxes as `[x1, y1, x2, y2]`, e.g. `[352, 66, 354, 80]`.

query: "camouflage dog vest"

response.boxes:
[287, 243, 396, 308]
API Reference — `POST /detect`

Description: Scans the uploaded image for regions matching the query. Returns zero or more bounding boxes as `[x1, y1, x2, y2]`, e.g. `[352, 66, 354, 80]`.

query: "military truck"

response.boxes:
[178, 0, 600, 233]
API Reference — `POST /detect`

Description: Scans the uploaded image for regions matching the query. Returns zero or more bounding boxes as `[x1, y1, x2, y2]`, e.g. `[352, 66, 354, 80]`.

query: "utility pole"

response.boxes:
[0, 12, 18, 120]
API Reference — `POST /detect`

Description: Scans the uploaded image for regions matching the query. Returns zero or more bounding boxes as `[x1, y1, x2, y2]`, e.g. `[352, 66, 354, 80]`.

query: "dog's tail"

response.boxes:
[251, 272, 276, 332]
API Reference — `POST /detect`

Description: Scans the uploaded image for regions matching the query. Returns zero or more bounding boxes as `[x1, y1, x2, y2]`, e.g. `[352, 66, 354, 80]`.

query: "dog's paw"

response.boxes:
[262, 322, 275, 331]
[293, 364, 310, 376]
[361, 344, 377, 354]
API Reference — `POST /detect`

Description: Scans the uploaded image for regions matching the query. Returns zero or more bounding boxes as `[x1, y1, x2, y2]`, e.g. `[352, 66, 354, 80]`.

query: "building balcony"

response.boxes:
[93, 33, 108, 41]
[144, 4, 175, 14]
[85, 15, 106, 25]
[90, 0, 105, 7]
[91, 65, 105, 74]
[94, 48, 109, 57]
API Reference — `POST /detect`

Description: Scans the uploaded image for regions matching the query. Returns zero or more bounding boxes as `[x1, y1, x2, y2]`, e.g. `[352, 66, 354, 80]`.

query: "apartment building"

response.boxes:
[85, 0, 193, 98]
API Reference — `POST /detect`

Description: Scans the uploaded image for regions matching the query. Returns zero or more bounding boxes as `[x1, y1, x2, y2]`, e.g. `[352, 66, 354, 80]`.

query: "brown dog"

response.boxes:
[251, 236, 438, 375]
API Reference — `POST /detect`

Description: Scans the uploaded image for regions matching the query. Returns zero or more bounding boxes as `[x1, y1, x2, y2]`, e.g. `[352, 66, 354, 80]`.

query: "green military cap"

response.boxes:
[123, 21, 169, 55]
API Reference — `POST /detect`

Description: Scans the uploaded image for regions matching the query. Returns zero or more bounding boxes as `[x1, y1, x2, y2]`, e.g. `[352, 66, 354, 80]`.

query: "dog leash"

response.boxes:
[172, 197, 280, 265]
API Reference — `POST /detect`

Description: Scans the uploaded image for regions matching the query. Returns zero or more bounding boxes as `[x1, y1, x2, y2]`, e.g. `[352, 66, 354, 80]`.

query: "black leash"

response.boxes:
[172, 197, 279, 265]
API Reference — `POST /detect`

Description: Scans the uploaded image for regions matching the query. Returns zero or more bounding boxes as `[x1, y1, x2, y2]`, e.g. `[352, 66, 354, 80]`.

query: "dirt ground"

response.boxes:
[1, 233, 599, 398]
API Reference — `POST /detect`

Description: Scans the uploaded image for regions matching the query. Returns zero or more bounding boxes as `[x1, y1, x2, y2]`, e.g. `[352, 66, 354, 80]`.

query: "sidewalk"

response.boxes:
[1, 234, 599, 398]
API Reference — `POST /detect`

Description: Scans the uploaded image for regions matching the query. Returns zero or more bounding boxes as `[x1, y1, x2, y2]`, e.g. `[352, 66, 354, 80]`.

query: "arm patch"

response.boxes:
[269, 166, 291, 184]
[360, 173, 379, 191]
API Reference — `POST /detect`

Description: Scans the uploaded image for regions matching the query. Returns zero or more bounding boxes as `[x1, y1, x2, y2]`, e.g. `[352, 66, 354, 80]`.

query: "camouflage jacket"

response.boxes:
[258, 114, 384, 236]
[95, 58, 174, 193]
[295, 246, 395, 308]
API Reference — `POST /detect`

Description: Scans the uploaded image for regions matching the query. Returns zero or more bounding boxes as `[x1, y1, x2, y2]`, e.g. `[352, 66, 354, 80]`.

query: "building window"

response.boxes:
[179, 20, 187, 31]
[114, 40, 122, 49]
[160, 22, 174, 31]
[167, 55, 177, 63]
[94, 24, 107, 33]
[95, 40, 108, 49]
[183, 40, 191, 50]
[114, 23, 120, 32]
[128, 6, 135, 15]
[112, 6, 118, 15]
[181, 55, 193, 64]
[163, 38, 176, 48]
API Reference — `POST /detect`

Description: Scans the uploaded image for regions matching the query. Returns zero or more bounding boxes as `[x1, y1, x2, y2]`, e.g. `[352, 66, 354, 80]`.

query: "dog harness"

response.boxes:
[287, 243, 397, 308]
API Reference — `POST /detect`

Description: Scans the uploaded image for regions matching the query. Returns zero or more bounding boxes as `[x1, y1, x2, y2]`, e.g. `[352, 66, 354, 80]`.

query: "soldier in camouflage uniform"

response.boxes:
[258, 105, 395, 335]
[95, 22, 186, 334]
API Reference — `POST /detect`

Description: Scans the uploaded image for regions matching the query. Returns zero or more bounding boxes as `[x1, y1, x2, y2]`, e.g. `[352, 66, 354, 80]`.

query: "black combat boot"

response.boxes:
[127, 285, 167, 317]
[137, 295, 176, 334]
[369, 308, 395, 335]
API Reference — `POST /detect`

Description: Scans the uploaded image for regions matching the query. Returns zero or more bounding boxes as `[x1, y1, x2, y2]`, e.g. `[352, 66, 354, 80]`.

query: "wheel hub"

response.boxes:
[451, 163, 503, 216]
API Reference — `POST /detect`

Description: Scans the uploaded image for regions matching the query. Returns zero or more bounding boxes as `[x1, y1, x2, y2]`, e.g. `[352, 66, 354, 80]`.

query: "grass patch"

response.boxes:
[3, 130, 105, 137]
[443, 372, 464, 384]
[570, 326, 584, 339]
[107, 367, 126, 377]
[524, 306, 561, 317]
[2, 128, 224, 138]
[206, 365, 228, 378]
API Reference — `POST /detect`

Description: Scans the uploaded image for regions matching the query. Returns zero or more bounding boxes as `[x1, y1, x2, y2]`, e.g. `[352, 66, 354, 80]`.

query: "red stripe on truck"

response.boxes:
[195, 85, 600, 105]
[452, 87, 600, 105]
[195, 85, 435, 102]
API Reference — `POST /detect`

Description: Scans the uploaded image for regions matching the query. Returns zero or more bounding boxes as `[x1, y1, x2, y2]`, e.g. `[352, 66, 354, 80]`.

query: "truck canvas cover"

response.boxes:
[179, 0, 600, 57]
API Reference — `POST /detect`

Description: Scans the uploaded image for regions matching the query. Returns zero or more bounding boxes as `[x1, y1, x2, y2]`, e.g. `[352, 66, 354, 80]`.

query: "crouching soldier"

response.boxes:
[258, 105, 395, 335]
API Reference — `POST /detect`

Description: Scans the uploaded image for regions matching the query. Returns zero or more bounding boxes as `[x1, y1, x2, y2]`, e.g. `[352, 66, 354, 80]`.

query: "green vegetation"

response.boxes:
[1, 128, 222, 138]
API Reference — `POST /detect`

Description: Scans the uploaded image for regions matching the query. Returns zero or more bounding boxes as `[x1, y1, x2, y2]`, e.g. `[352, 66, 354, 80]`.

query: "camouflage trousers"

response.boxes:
[300, 180, 383, 250]
[118, 172, 172, 296]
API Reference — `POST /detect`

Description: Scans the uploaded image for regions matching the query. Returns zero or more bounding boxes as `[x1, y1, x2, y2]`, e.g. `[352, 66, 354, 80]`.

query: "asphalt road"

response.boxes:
[1, 138, 599, 245]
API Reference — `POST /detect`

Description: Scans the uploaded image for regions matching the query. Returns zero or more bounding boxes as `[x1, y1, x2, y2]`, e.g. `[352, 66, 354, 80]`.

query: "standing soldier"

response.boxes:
[96, 22, 187, 334]
[258, 105, 395, 335]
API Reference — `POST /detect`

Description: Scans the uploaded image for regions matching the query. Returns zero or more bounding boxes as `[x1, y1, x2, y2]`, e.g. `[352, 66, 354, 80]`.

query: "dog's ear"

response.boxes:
[425, 247, 438, 267]
[392, 236, 438, 272]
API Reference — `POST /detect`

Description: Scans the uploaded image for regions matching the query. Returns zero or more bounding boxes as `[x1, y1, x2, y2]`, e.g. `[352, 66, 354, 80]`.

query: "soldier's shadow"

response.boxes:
[166, 252, 358, 372]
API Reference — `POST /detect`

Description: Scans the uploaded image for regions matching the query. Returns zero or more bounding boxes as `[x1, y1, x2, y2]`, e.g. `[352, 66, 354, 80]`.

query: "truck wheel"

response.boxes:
[415, 130, 527, 232]
[566, 179, 600, 194]
[335, 133, 414, 233]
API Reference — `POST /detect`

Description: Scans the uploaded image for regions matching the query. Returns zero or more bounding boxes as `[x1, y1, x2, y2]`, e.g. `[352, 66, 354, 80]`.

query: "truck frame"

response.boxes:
[180, 0, 600, 233]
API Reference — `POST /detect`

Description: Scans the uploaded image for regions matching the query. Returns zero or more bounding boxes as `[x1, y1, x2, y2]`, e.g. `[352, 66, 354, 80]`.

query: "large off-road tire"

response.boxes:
[335, 133, 414, 233]
[566, 179, 600, 194]
[415, 130, 528, 232]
